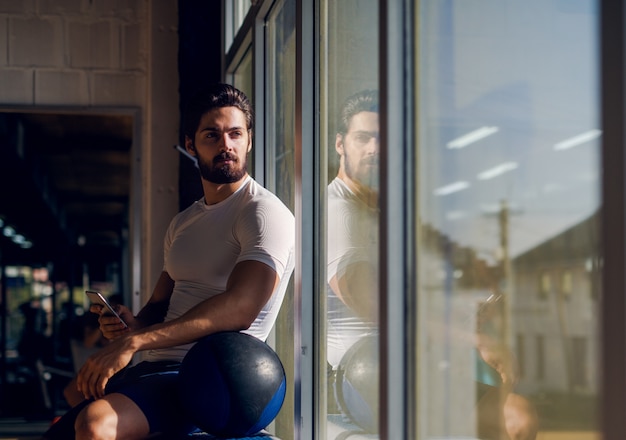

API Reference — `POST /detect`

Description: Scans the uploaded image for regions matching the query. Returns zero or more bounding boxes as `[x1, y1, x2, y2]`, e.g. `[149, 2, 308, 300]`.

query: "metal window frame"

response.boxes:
[601, 1, 626, 439]
[379, 0, 414, 438]
[295, 0, 318, 435]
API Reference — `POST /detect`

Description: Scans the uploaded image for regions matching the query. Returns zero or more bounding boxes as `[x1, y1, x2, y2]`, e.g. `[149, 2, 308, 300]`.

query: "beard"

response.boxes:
[345, 155, 379, 192]
[198, 152, 248, 184]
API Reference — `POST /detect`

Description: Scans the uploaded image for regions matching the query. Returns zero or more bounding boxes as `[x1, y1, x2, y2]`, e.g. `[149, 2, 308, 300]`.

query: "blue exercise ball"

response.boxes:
[335, 335, 378, 433]
[178, 332, 286, 437]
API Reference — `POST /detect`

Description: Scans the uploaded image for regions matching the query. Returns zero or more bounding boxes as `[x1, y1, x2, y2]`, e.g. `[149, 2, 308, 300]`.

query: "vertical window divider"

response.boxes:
[295, 0, 317, 439]
[601, 1, 626, 438]
[379, 0, 414, 438]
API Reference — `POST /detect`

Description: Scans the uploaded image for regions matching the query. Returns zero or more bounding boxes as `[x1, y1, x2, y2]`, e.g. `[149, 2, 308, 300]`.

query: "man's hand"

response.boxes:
[90, 304, 136, 339]
[76, 336, 135, 400]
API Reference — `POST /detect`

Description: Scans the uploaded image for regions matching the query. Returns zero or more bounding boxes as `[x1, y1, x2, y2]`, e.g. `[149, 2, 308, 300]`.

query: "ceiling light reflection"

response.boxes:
[477, 161, 519, 180]
[553, 129, 601, 151]
[447, 126, 499, 149]
[434, 181, 470, 196]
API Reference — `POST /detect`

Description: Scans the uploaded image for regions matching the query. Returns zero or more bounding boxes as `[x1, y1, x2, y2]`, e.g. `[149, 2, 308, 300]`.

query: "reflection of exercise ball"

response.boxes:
[335, 335, 378, 433]
[475, 349, 502, 387]
[179, 332, 286, 437]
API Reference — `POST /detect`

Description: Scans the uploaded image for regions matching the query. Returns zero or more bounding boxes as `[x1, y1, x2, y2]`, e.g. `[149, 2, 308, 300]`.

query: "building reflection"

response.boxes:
[418, 210, 599, 436]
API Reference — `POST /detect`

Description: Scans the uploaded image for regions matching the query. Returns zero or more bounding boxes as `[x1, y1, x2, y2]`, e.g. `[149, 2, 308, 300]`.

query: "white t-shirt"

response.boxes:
[326, 177, 378, 368]
[146, 176, 295, 362]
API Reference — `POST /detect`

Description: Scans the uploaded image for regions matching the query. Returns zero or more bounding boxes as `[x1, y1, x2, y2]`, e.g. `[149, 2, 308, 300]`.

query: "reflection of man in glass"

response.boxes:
[327, 90, 538, 439]
[327, 90, 380, 372]
[326, 89, 380, 435]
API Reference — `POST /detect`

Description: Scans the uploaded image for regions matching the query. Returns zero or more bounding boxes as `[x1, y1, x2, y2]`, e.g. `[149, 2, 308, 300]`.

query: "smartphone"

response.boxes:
[85, 290, 128, 328]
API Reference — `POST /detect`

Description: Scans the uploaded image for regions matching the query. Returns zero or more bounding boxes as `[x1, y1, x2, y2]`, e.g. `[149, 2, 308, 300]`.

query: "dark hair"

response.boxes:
[337, 89, 379, 135]
[182, 83, 254, 138]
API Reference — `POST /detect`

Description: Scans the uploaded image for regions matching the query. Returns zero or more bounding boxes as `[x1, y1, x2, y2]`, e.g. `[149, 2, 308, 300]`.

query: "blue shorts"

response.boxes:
[105, 360, 198, 436]
[43, 360, 199, 439]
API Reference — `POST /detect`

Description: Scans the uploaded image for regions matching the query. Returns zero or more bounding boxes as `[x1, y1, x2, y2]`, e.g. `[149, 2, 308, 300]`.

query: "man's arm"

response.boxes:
[97, 271, 174, 340]
[77, 260, 279, 400]
[130, 260, 278, 348]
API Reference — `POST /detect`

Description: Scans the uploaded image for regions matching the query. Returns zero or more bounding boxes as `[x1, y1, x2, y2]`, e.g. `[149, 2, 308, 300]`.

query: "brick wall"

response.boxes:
[0, 0, 181, 306]
[0, 0, 150, 106]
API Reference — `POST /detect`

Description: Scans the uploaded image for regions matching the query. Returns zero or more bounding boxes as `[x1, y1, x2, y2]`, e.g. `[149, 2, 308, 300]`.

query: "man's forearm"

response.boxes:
[126, 261, 278, 354]
[125, 292, 250, 354]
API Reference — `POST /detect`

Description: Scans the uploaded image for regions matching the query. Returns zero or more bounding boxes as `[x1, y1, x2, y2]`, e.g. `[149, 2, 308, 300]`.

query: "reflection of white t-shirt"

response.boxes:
[146, 176, 295, 362]
[327, 177, 378, 368]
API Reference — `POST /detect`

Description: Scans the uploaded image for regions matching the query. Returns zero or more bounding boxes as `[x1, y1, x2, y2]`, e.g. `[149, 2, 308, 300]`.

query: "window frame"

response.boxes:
[600, 1, 626, 438]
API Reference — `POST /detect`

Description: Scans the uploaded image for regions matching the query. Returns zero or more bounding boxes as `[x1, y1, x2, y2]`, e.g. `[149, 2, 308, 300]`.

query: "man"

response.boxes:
[326, 90, 537, 439]
[44, 83, 295, 439]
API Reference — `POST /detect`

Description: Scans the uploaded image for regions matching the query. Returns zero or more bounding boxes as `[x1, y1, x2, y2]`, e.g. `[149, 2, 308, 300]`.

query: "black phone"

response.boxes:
[85, 290, 128, 328]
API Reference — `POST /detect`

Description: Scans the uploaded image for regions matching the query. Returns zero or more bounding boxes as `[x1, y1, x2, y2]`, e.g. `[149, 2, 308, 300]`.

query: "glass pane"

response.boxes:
[416, 2, 600, 439]
[225, 0, 252, 51]
[231, 45, 255, 178]
[233, 0, 251, 31]
[320, 1, 380, 438]
[267, 0, 296, 212]
[231, 46, 253, 101]
[265, 0, 296, 438]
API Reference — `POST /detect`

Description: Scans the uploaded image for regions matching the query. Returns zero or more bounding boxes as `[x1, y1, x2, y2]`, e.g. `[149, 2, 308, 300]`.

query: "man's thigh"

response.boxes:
[108, 364, 196, 435]
[77, 393, 150, 439]
[44, 362, 194, 439]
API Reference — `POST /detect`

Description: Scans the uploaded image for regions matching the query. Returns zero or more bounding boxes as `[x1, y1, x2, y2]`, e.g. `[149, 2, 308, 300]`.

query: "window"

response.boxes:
[561, 270, 573, 299]
[264, 1, 296, 438]
[225, 0, 603, 437]
[320, 0, 380, 438]
[416, 1, 600, 436]
[224, 0, 253, 51]
[571, 336, 588, 390]
[517, 333, 526, 378]
[229, 45, 255, 177]
[536, 334, 545, 381]
[538, 272, 552, 300]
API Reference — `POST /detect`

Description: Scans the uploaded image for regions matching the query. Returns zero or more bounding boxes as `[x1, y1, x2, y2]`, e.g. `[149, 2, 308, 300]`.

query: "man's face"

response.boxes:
[336, 111, 379, 191]
[186, 106, 251, 184]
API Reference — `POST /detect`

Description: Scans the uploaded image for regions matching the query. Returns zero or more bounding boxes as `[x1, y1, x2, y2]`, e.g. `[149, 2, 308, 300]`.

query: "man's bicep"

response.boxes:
[335, 260, 379, 322]
[150, 271, 175, 303]
[227, 260, 280, 308]
[135, 271, 174, 325]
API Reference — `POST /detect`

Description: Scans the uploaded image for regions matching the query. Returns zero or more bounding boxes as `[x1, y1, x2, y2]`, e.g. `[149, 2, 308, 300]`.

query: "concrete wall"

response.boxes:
[0, 0, 180, 308]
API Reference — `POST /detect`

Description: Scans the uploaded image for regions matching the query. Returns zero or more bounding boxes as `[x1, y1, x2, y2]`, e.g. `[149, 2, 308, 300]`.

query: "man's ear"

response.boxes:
[247, 130, 253, 153]
[184, 136, 196, 155]
[335, 133, 344, 155]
